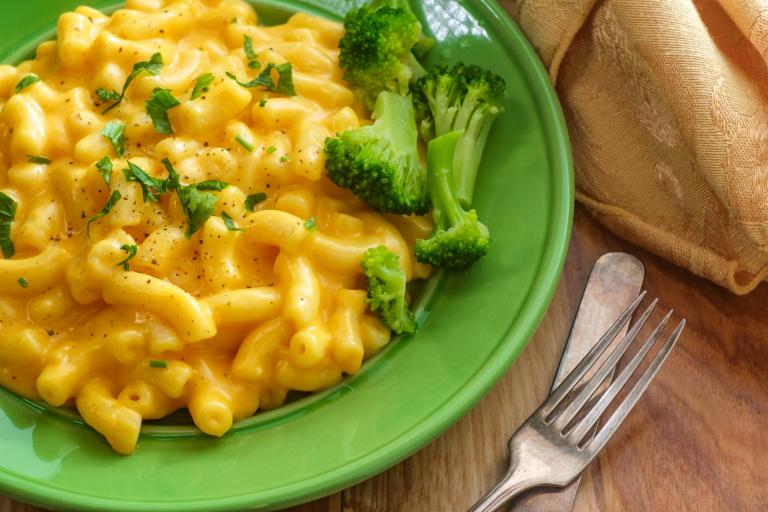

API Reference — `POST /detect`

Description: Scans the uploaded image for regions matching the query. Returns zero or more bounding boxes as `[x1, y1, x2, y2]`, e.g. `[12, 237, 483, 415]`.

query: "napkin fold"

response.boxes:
[506, 0, 768, 294]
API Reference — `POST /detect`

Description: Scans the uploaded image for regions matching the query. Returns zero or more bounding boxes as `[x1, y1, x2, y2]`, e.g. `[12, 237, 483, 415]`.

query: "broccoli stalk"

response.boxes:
[324, 91, 429, 215]
[361, 245, 415, 334]
[414, 131, 490, 269]
[411, 64, 505, 208]
[339, 0, 431, 109]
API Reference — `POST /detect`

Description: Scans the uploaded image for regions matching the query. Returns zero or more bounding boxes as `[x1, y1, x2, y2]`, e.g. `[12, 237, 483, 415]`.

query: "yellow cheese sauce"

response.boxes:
[0, 0, 431, 454]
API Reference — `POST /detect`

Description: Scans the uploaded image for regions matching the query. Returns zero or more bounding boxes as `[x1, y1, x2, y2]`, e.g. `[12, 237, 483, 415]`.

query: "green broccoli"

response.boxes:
[324, 90, 429, 215]
[414, 131, 490, 269]
[339, 0, 430, 109]
[361, 245, 415, 334]
[411, 63, 506, 208]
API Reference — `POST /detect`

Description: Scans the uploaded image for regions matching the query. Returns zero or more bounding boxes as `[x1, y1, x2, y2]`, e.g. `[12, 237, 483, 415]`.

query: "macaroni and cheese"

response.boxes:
[0, 0, 431, 454]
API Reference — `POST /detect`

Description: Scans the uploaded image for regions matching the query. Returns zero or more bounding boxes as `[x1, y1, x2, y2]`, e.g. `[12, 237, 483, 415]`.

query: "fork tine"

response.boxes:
[541, 292, 648, 417]
[547, 298, 657, 429]
[585, 319, 685, 454]
[565, 310, 673, 442]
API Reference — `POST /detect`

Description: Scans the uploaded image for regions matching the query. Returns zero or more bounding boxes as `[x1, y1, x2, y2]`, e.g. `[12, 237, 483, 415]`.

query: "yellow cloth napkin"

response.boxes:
[504, 0, 768, 294]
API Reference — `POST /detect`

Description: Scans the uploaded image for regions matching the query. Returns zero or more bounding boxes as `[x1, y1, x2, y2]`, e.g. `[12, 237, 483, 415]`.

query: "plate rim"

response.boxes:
[0, 0, 574, 510]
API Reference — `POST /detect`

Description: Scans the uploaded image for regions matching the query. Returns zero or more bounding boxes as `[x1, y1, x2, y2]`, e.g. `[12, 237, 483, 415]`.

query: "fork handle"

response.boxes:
[468, 461, 542, 512]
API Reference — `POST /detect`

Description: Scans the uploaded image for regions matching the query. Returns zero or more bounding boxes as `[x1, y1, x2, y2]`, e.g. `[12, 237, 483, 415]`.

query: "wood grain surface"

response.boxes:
[4, 206, 766, 511]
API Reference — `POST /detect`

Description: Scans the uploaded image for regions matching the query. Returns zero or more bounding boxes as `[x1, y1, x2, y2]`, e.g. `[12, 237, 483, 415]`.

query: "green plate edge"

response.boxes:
[0, 0, 573, 510]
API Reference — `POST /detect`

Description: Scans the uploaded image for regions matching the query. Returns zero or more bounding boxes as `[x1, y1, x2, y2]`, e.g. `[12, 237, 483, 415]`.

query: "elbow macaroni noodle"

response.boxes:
[0, 0, 430, 454]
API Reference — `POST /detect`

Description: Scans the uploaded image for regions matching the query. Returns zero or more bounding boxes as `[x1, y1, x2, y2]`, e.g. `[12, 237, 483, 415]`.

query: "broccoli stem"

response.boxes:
[427, 131, 465, 230]
[406, 52, 427, 80]
[454, 107, 495, 208]
[373, 91, 422, 166]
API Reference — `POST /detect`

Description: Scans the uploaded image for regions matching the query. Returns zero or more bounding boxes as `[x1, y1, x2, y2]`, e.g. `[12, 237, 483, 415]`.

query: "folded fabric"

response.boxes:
[506, 0, 768, 294]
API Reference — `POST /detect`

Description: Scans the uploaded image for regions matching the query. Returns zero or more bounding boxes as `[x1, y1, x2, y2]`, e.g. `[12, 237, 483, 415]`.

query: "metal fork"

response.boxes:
[469, 293, 685, 512]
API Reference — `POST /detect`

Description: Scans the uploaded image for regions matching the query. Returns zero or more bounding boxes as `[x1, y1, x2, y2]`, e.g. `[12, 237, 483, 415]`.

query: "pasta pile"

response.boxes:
[0, 0, 430, 454]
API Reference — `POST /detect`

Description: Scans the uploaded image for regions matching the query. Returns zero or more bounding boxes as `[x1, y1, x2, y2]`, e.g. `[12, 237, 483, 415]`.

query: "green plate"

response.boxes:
[0, 1, 572, 510]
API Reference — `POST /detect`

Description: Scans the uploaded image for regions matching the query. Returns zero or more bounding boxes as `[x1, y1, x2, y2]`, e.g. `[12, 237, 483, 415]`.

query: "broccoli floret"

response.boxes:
[411, 63, 505, 208]
[339, 0, 430, 109]
[361, 245, 415, 334]
[325, 90, 429, 215]
[414, 131, 489, 269]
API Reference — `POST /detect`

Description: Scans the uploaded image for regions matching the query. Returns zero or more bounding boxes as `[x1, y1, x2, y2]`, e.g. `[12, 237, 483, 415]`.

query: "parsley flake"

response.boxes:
[116, 244, 138, 270]
[96, 156, 113, 189]
[221, 211, 244, 231]
[304, 216, 318, 231]
[279, 154, 289, 163]
[191, 73, 215, 100]
[123, 162, 171, 202]
[259, 99, 267, 107]
[225, 62, 295, 96]
[235, 134, 255, 152]
[226, 70, 272, 90]
[0, 192, 18, 259]
[87, 190, 122, 238]
[243, 35, 260, 69]
[266, 146, 277, 154]
[245, 192, 267, 212]
[149, 359, 168, 368]
[194, 180, 230, 191]
[26, 155, 51, 164]
[178, 184, 218, 238]
[103, 53, 163, 113]
[18, 277, 28, 288]
[15, 75, 40, 94]
[162, 157, 181, 191]
[101, 120, 126, 157]
[271, 62, 296, 96]
[160, 159, 223, 238]
[146, 88, 180, 134]
[96, 88, 120, 102]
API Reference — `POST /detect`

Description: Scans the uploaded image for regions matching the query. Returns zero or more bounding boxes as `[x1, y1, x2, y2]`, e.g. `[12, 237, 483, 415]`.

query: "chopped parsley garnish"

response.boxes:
[226, 70, 272, 90]
[96, 87, 120, 102]
[123, 162, 170, 202]
[116, 244, 138, 270]
[221, 211, 244, 231]
[101, 120, 126, 157]
[304, 216, 318, 231]
[0, 192, 18, 259]
[145, 88, 180, 134]
[244, 192, 267, 212]
[191, 72, 215, 100]
[149, 359, 168, 368]
[96, 156, 113, 189]
[259, 99, 267, 107]
[266, 146, 277, 154]
[161, 158, 222, 238]
[177, 183, 218, 238]
[279, 154, 289, 163]
[162, 158, 181, 190]
[194, 180, 230, 191]
[103, 52, 163, 113]
[17, 277, 28, 288]
[26, 155, 51, 164]
[86, 190, 122, 238]
[270, 63, 296, 96]
[235, 134, 255, 152]
[123, 159, 228, 237]
[243, 35, 260, 69]
[226, 62, 296, 96]
[15, 75, 40, 94]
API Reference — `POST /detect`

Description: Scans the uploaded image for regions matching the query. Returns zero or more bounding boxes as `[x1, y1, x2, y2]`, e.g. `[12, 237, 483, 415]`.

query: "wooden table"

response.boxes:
[3, 206, 766, 511]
